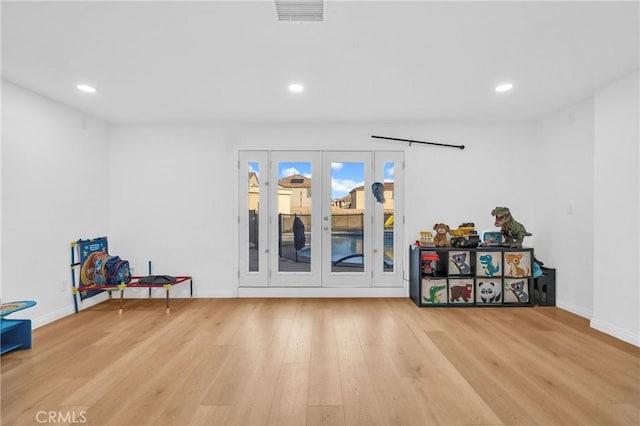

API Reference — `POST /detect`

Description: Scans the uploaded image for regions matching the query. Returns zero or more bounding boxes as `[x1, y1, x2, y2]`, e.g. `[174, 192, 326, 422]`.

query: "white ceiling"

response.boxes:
[2, 1, 638, 124]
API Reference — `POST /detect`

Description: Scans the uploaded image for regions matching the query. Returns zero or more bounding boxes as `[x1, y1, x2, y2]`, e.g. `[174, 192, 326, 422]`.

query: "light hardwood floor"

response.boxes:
[1, 298, 639, 426]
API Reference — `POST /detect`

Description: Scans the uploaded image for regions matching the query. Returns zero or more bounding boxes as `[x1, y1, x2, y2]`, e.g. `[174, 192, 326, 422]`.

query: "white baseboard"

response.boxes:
[32, 292, 110, 329]
[190, 290, 235, 298]
[97, 288, 235, 298]
[32, 305, 75, 329]
[32, 290, 238, 329]
[590, 318, 639, 347]
[238, 287, 408, 298]
[556, 300, 593, 319]
[557, 300, 640, 346]
[30, 288, 403, 329]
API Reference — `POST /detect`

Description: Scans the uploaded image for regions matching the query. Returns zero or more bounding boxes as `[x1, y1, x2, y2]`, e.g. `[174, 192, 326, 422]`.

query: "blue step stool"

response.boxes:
[1, 301, 36, 355]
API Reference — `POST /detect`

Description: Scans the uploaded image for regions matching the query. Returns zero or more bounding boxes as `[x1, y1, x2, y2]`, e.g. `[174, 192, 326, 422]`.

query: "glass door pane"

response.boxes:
[238, 151, 269, 287]
[373, 151, 404, 287]
[382, 161, 394, 272]
[322, 152, 372, 287]
[248, 161, 260, 272]
[270, 151, 321, 287]
[277, 162, 312, 273]
[330, 161, 365, 273]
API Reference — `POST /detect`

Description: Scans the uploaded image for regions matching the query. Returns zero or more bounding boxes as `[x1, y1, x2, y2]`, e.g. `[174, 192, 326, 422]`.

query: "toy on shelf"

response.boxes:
[482, 231, 503, 246]
[448, 223, 481, 248]
[433, 223, 451, 247]
[421, 252, 440, 276]
[419, 231, 435, 247]
[491, 207, 532, 248]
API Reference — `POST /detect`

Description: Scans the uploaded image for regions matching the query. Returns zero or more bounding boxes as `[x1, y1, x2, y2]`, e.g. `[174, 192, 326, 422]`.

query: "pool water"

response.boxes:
[298, 233, 394, 266]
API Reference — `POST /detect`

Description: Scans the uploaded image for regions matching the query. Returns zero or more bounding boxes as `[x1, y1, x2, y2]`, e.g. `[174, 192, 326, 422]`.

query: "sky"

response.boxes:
[249, 161, 395, 199]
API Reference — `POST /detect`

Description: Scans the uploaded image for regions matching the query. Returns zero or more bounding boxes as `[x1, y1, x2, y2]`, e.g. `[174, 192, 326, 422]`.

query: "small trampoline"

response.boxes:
[71, 237, 192, 314]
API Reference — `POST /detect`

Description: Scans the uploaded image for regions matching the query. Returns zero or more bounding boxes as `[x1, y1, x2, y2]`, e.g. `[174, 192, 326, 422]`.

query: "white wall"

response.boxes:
[592, 70, 639, 346]
[534, 98, 595, 318]
[109, 123, 535, 297]
[399, 123, 536, 243]
[1, 81, 111, 327]
[108, 126, 236, 297]
[532, 70, 640, 346]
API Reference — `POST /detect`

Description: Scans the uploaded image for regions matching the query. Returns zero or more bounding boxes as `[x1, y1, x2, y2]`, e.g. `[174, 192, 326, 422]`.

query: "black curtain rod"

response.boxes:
[371, 135, 465, 150]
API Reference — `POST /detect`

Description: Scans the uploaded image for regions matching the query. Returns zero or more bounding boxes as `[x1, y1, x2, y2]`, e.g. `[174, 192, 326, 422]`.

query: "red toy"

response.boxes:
[421, 252, 440, 275]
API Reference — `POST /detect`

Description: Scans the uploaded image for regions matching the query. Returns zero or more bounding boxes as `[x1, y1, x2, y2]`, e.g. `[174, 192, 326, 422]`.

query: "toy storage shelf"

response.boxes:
[1, 319, 32, 355]
[409, 245, 534, 307]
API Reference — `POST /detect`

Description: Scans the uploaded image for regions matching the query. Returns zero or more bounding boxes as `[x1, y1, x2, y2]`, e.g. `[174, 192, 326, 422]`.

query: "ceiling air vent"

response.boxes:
[276, 0, 324, 22]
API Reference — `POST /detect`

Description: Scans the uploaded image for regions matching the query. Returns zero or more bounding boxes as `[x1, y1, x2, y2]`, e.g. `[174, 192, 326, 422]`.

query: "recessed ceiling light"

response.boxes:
[76, 84, 97, 93]
[495, 83, 513, 93]
[288, 83, 304, 93]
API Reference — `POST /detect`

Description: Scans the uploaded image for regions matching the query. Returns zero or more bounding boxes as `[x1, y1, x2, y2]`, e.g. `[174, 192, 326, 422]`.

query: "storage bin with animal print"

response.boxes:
[448, 278, 474, 304]
[421, 278, 447, 305]
[476, 278, 503, 304]
[503, 278, 530, 304]
[476, 251, 502, 277]
[504, 251, 531, 278]
[448, 250, 472, 276]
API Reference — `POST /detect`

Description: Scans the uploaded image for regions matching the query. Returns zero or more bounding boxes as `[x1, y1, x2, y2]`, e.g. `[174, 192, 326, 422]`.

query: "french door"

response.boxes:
[238, 150, 403, 288]
[321, 151, 372, 287]
[269, 151, 322, 286]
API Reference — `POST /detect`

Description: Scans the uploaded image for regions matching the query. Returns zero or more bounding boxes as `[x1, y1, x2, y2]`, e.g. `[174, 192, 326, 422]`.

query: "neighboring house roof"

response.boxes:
[332, 194, 351, 206]
[249, 172, 259, 185]
[279, 174, 311, 188]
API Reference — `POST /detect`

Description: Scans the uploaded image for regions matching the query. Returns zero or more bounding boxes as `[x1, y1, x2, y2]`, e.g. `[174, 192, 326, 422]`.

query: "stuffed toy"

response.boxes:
[433, 223, 451, 247]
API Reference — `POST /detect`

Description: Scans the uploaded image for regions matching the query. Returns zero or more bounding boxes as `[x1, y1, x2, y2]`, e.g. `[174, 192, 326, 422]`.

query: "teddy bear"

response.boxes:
[433, 223, 451, 247]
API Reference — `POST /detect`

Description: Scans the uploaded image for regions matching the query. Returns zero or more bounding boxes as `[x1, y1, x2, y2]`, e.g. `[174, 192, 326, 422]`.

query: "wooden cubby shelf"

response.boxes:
[409, 245, 534, 307]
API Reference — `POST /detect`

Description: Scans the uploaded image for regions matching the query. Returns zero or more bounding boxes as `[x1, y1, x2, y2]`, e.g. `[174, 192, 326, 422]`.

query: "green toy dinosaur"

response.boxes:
[491, 207, 532, 248]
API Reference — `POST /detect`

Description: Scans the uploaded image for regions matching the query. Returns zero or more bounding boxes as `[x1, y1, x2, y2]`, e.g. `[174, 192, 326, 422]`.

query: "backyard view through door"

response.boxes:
[321, 151, 371, 287]
[238, 150, 403, 288]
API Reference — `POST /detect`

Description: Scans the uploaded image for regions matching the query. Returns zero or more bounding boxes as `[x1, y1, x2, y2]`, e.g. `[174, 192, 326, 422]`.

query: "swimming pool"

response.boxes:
[297, 232, 394, 267]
